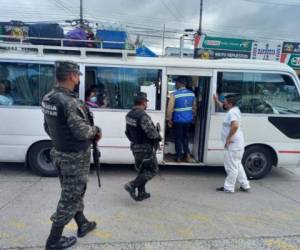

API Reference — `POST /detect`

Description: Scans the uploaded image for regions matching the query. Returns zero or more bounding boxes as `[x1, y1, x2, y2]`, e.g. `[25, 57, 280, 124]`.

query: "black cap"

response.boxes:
[174, 76, 189, 86]
[55, 61, 83, 75]
[134, 92, 149, 102]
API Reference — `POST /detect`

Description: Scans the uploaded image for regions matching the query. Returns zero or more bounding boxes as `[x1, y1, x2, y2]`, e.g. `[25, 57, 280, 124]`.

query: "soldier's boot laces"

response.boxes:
[124, 182, 137, 200]
[46, 224, 77, 250]
[74, 212, 97, 238]
[136, 185, 151, 202]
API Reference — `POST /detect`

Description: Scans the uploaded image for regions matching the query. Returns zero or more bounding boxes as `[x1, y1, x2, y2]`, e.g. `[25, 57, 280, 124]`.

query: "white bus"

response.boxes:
[0, 43, 300, 179]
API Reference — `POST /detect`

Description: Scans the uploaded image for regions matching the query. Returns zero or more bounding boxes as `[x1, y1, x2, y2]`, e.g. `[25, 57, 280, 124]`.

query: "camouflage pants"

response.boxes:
[50, 148, 91, 226]
[133, 150, 158, 182]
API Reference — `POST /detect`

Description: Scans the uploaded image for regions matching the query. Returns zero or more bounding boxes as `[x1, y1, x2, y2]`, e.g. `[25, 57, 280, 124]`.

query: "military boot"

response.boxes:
[74, 212, 97, 238]
[46, 224, 77, 250]
[124, 176, 147, 201]
[124, 181, 137, 200]
[136, 185, 151, 202]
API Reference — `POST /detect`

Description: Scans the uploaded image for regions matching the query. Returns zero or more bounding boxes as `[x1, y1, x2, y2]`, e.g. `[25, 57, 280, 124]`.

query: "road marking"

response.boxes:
[65, 221, 77, 231]
[8, 221, 27, 230]
[237, 215, 260, 223]
[91, 230, 112, 239]
[176, 228, 194, 238]
[265, 239, 298, 250]
[186, 213, 210, 222]
[0, 231, 10, 238]
[112, 212, 126, 222]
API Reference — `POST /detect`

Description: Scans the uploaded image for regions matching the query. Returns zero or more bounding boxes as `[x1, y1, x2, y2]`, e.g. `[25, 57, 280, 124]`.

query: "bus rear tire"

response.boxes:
[242, 146, 273, 180]
[28, 141, 57, 177]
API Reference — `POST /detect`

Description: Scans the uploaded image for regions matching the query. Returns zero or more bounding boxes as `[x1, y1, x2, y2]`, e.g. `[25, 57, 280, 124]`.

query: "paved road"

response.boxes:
[0, 163, 300, 250]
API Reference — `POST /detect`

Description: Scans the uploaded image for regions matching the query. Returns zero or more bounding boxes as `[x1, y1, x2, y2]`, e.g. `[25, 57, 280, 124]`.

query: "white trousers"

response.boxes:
[224, 149, 250, 192]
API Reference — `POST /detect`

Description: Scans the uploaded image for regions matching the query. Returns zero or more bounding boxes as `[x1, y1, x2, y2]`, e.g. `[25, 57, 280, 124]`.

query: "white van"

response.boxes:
[0, 42, 300, 179]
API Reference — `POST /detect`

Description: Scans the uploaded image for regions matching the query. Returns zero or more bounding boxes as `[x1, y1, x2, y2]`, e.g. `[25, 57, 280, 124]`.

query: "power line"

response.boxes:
[164, 0, 189, 24]
[158, 0, 191, 27]
[53, 0, 76, 16]
[242, 0, 300, 7]
[158, 0, 180, 20]
[87, 9, 190, 28]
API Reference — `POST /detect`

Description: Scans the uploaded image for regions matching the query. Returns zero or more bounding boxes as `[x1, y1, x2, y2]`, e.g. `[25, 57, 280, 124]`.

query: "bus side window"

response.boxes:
[85, 66, 162, 110]
[0, 62, 54, 107]
[217, 71, 300, 115]
[0, 80, 13, 105]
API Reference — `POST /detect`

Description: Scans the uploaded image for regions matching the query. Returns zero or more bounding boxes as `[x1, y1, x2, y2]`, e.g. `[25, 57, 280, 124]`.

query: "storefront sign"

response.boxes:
[282, 42, 300, 54]
[202, 36, 252, 52]
[251, 41, 282, 61]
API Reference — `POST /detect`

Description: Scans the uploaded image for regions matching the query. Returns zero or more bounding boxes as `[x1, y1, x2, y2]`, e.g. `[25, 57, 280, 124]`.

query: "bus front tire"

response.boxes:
[242, 146, 273, 180]
[28, 141, 57, 177]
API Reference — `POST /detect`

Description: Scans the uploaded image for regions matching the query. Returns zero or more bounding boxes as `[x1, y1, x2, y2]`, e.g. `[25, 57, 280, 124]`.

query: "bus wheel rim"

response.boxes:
[245, 152, 267, 175]
[37, 147, 53, 171]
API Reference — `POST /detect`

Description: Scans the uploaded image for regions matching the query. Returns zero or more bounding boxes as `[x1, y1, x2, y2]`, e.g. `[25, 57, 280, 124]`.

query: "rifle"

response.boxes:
[154, 122, 161, 152]
[86, 106, 101, 188]
[93, 139, 101, 188]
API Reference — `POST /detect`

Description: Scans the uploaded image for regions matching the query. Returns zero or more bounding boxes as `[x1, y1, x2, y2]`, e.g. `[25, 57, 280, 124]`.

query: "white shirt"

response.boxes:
[221, 107, 245, 150]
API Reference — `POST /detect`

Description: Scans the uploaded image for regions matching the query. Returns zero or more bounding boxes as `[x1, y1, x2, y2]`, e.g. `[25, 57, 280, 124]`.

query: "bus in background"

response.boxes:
[0, 42, 300, 179]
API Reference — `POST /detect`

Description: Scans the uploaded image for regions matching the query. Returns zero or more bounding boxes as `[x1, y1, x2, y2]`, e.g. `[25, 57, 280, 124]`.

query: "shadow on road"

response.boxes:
[0, 162, 297, 182]
[0, 161, 226, 178]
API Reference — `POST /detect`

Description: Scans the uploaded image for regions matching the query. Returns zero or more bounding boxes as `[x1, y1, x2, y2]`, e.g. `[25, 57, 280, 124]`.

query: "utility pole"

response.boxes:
[80, 0, 83, 26]
[162, 24, 165, 57]
[199, 0, 203, 36]
[194, 0, 204, 58]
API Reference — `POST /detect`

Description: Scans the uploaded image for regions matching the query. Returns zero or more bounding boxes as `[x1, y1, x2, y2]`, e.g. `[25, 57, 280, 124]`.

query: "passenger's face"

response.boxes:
[223, 100, 232, 111]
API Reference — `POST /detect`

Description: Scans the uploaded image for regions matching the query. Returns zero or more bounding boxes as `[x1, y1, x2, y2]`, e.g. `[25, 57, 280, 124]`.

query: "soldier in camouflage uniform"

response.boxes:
[124, 92, 161, 201]
[42, 61, 101, 250]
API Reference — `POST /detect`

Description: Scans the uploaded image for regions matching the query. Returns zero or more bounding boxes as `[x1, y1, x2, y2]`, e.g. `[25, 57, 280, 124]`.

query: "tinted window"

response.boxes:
[216, 72, 300, 114]
[0, 62, 54, 106]
[85, 66, 162, 110]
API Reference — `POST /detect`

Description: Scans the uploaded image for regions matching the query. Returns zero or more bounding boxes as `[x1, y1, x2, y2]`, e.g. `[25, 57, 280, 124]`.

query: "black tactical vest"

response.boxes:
[42, 87, 91, 153]
[125, 108, 152, 145]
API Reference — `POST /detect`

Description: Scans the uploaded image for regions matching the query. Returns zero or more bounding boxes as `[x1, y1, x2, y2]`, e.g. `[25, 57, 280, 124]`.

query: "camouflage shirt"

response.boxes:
[43, 86, 100, 152]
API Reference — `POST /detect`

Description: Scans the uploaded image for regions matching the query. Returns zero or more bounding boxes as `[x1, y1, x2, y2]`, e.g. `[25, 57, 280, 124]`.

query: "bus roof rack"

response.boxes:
[0, 35, 136, 60]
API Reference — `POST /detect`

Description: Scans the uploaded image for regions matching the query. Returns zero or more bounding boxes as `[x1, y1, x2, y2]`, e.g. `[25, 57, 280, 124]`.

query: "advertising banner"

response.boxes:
[281, 53, 300, 69]
[196, 48, 250, 59]
[251, 41, 282, 61]
[282, 42, 300, 54]
[213, 50, 250, 59]
[202, 36, 252, 52]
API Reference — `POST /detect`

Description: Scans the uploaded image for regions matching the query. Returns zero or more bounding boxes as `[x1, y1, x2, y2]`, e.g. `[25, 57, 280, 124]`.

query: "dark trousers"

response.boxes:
[174, 122, 190, 159]
[133, 151, 158, 183]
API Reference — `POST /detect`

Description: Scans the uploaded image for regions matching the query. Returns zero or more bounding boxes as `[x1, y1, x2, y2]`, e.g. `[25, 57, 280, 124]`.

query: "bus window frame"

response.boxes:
[81, 63, 166, 113]
[0, 59, 55, 109]
[212, 69, 300, 117]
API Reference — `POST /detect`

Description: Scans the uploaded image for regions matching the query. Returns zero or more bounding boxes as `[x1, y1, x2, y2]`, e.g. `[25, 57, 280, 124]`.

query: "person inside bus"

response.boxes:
[167, 76, 197, 163]
[0, 82, 14, 105]
[85, 88, 100, 108]
[213, 93, 251, 193]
